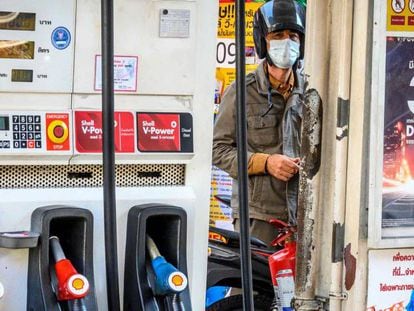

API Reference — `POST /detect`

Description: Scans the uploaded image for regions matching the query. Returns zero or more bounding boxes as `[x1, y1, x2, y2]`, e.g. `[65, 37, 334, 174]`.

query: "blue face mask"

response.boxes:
[268, 38, 300, 69]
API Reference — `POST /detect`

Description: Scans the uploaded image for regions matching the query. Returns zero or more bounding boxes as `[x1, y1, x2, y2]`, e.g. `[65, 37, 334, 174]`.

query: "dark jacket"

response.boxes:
[212, 61, 304, 223]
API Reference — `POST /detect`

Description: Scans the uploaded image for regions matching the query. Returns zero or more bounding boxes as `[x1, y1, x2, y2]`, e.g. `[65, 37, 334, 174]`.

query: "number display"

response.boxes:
[0, 12, 36, 31]
[0, 40, 35, 59]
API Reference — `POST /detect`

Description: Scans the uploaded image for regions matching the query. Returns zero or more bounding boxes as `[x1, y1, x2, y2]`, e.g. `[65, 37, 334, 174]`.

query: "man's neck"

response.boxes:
[267, 63, 292, 83]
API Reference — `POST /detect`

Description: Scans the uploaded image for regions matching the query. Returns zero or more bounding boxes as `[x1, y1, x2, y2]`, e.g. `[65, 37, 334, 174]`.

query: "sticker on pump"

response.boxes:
[137, 112, 193, 153]
[46, 113, 70, 151]
[74, 111, 135, 153]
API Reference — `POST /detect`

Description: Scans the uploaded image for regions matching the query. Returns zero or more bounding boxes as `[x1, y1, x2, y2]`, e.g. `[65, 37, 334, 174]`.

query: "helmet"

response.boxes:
[253, 0, 306, 61]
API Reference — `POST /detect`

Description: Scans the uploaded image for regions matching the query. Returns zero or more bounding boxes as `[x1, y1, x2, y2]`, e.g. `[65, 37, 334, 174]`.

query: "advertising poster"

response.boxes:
[387, 0, 414, 31]
[210, 0, 265, 227]
[74, 111, 135, 153]
[382, 37, 414, 238]
[367, 249, 414, 310]
[214, 0, 264, 113]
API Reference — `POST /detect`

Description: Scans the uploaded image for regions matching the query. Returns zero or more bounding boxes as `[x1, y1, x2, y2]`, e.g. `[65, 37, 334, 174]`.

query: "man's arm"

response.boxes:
[212, 85, 255, 179]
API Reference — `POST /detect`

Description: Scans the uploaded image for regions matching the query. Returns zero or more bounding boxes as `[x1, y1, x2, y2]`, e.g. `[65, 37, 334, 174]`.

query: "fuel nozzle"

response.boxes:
[146, 235, 188, 296]
[49, 236, 90, 301]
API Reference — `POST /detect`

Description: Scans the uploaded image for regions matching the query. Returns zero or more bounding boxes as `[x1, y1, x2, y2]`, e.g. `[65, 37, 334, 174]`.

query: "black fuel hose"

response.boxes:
[67, 299, 88, 311]
[101, 0, 120, 310]
[235, 0, 254, 309]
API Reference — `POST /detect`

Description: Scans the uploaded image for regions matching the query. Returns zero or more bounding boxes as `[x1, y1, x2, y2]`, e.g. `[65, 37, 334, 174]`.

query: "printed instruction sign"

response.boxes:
[74, 111, 135, 153]
[94, 55, 138, 92]
[367, 249, 414, 310]
[382, 36, 414, 238]
[136, 113, 193, 153]
[159, 9, 190, 38]
[387, 0, 414, 31]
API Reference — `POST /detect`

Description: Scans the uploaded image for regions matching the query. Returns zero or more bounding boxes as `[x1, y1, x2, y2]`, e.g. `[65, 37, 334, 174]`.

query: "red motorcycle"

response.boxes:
[206, 196, 296, 311]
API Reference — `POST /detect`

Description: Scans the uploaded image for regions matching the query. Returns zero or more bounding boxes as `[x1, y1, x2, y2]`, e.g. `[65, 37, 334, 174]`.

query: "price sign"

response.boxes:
[216, 38, 236, 68]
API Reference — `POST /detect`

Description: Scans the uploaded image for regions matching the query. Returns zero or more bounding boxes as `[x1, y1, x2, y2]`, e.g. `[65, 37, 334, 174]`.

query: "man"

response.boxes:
[212, 0, 305, 245]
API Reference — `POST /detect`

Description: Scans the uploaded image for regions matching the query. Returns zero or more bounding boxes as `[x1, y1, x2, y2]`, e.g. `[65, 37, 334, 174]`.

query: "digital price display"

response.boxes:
[0, 116, 9, 131]
[11, 69, 33, 82]
[0, 40, 35, 59]
[0, 12, 36, 31]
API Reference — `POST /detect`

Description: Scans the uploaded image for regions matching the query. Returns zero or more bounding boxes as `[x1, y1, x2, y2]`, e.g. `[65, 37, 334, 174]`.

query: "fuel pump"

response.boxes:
[0, 1, 218, 310]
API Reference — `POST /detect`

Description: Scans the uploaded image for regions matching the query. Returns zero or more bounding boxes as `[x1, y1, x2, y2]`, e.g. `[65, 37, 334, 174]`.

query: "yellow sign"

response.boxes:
[217, 2, 263, 45]
[387, 0, 414, 31]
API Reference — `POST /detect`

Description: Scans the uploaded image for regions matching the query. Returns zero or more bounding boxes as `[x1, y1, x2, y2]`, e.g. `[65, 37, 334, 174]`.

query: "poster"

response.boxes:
[387, 0, 414, 31]
[367, 249, 414, 310]
[94, 55, 138, 92]
[382, 36, 414, 238]
[214, 0, 264, 113]
[210, 0, 265, 227]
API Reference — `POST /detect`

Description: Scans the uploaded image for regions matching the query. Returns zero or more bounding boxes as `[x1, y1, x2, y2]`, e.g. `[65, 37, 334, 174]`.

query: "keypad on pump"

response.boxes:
[12, 115, 42, 149]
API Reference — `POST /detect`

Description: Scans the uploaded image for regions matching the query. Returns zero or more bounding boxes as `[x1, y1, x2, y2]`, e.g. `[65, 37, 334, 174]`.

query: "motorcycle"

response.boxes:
[206, 195, 296, 311]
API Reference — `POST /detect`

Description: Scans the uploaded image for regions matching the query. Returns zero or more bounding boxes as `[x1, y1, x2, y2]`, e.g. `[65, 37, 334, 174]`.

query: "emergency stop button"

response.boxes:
[46, 113, 70, 151]
[53, 125, 65, 139]
[47, 120, 69, 144]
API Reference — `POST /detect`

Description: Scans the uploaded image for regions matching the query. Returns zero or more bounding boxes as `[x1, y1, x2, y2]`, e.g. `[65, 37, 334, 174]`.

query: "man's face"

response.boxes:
[266, 29, 300, 48]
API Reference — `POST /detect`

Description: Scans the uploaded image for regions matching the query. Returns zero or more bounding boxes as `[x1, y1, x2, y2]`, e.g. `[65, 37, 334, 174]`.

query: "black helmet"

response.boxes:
[253, 0, 306, 60]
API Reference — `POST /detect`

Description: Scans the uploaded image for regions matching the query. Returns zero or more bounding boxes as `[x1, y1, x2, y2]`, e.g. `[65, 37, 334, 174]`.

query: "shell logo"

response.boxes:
[168, 271, 188, 292]
[72, 277, 85, 290]
[67, 274, 89, 297]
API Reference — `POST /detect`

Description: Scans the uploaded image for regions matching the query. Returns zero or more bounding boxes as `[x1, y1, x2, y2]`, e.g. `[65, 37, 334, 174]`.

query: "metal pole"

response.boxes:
[329, 0, 354, 308]
[293, 89, 323, 310]
[101, 0, 120, 309]
[235, 0, 254, 310]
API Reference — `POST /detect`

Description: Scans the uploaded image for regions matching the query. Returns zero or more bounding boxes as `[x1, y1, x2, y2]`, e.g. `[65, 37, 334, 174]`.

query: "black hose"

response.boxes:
[67, 299, 88, 311]
[235, 0, 254, 310]
[101, 0, 120, 310]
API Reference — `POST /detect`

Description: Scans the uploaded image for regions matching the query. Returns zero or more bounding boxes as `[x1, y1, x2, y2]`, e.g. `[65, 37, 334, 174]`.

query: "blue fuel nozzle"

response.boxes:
[151, 256, 188, 295]
[146, 235, 188, 295]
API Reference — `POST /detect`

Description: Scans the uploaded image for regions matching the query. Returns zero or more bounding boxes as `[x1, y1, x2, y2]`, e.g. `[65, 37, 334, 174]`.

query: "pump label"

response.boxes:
[137, 113, 193, 152]
[74, 111, 135, 153]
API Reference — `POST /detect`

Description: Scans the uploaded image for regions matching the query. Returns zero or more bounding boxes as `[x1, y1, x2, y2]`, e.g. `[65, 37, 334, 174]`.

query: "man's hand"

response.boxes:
[266, 154, 300, 182]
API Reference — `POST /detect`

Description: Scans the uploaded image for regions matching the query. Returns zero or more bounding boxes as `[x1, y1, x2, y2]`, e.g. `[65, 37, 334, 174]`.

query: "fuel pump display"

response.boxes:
[0, 12, 36, 31]
[0, 1, 76, 92]
[0, 40, 35, 59]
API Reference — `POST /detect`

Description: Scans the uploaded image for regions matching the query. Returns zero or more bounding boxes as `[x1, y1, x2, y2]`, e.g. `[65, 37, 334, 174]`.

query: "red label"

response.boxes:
[408, 16, 414, 25]
[137, 114, 180, 151]
[391, 15, 405, 25]
[75, 111, 135, 153]
[46, 113, 70, 151]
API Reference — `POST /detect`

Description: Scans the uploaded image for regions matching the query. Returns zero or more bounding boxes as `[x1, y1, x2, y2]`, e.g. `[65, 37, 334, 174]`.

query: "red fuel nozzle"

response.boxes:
[49, 236, 90, 301]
